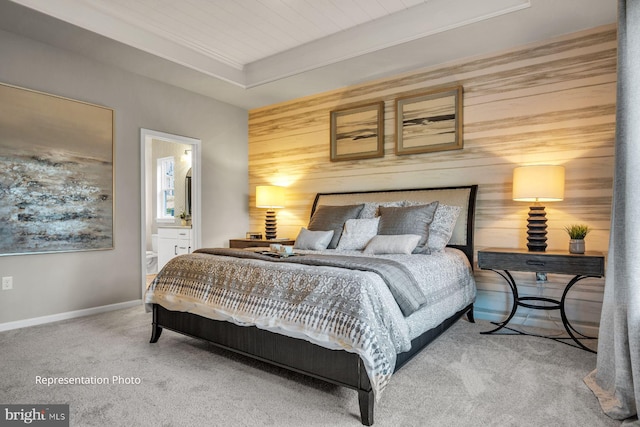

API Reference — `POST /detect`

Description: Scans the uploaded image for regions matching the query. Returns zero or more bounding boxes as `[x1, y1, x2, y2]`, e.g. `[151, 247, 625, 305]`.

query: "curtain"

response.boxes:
[584, 0, 640, 424]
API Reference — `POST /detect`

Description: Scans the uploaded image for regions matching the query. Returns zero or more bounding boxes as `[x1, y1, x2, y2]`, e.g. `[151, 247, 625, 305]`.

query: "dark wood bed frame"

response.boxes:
[149, 185, 478, 425]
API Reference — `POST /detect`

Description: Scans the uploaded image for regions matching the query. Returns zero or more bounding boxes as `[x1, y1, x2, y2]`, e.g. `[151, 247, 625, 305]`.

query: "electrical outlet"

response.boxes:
[2, 276, 13, 290]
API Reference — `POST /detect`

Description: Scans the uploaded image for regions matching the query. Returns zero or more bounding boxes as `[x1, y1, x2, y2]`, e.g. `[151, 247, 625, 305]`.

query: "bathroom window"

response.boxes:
[157, 156, 175, 221]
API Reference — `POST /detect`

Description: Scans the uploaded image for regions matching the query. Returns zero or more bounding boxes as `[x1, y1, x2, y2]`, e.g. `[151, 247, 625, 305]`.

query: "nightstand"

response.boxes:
[229, 238, 295, 249]
[477, 248, 605, 352]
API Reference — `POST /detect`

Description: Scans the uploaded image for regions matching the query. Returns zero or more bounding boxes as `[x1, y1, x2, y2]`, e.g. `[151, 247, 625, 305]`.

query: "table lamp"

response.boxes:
[255, 185, 285, 240]
[512, 165, 565, 252]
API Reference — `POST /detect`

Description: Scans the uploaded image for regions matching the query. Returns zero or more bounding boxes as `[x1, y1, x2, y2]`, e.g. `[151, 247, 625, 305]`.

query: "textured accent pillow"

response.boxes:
[363, 234, 422, 255]
[428, 204, 462, 252]
[377, 201, 439, 254]
[308, 204, 364, 249]
[336, 217, 380, 251]
[293, 228, 334, 250]
[358, 201, 404, 219]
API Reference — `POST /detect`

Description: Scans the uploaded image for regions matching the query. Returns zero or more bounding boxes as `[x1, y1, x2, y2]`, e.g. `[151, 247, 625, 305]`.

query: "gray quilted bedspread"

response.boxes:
[194, 248, 426, 316]
[145, 248, 475, 398]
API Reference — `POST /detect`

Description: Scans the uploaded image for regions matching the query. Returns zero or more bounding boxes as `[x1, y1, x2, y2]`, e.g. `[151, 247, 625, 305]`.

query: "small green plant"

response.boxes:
[564, 224, 590, 240]
[179, 210, 187, 220]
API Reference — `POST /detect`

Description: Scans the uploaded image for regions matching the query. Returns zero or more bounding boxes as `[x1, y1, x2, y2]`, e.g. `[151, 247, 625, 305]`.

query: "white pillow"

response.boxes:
[403, 201, 462, 252]
[427, 205, 461, 251]
[336, 217, 380, 251]
[358, 201, 404, 219]
[363, 234, 421, 255]
[293, 228, 334, 250]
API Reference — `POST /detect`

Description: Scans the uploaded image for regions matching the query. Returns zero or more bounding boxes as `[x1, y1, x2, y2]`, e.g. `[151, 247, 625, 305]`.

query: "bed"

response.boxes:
[145, 185, 478, 425]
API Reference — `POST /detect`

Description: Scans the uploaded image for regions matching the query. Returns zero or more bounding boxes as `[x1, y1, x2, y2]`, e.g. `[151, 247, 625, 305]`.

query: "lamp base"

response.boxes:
[526, 205, 547, 252]
[264, 209, 277, 240]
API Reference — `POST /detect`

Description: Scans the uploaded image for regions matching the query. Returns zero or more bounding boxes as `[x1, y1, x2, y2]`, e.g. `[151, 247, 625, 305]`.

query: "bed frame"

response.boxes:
[149, 185, 478, 425]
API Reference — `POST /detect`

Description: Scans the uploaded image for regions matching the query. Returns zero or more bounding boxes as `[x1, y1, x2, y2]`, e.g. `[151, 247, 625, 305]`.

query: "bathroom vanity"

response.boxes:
[157, 226, 193, 270]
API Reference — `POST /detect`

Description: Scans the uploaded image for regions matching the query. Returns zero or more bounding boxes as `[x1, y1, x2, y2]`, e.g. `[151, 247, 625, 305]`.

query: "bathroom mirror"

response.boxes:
[185, 167, 192, 217]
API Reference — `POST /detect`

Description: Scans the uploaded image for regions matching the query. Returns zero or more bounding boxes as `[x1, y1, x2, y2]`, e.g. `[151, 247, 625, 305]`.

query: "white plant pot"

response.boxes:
[569, 239, 585, 254]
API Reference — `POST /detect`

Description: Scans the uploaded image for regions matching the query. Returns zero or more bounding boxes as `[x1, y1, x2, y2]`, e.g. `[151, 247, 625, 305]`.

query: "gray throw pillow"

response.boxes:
[403, 201, 462, 251]
[377, 201, 439, 254]
[308, 204, 364, 249]
[293, 228, 334, 250]
[358, 201, 404, 219]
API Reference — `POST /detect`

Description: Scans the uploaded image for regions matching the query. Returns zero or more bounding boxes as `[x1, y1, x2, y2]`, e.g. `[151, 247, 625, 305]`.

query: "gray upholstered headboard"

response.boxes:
[311, 185, 478, 265]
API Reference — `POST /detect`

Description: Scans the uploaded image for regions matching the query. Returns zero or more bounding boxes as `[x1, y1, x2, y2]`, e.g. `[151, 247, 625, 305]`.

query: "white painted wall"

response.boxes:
[0, 28, 249, 325]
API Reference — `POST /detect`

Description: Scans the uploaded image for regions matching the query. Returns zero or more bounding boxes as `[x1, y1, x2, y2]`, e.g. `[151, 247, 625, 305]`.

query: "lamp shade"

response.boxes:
[255, 185, 285, 208]
[512, 165, 565, 202]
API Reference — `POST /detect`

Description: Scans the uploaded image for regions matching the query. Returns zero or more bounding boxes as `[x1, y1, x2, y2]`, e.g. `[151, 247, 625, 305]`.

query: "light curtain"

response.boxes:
[584, 0, 640, 424]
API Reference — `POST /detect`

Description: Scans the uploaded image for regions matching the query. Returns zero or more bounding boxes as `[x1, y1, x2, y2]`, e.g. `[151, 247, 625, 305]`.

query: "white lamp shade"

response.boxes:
[512, 165, 565, 202]
[256, 185, 285, 208]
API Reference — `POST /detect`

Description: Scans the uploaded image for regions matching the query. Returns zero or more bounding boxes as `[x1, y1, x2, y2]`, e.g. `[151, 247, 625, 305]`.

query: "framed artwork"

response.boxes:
[395, 86, 463, 155]
[330, 101, 384, 161]
[0, 82, 114, 256]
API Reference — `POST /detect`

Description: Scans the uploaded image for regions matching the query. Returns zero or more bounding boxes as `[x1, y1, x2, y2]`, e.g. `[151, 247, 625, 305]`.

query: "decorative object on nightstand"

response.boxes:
[512, 165, 565, 252]
[565, 224, 590, 254]
[256, 185, 285, 240]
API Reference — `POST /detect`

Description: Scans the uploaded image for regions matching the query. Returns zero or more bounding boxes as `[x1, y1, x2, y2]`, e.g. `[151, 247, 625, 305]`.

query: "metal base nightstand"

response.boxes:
[478, 248, 605, 353]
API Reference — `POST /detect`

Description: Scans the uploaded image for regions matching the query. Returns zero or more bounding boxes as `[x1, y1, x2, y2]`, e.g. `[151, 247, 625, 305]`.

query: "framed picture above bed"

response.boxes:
[330, 101, 384, 161]
[395, 85, 463, 156]
[0, 82, 114, 256]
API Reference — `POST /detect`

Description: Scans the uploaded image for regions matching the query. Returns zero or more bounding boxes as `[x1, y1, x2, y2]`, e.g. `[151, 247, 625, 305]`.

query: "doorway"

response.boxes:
[140, 129, 201, 298]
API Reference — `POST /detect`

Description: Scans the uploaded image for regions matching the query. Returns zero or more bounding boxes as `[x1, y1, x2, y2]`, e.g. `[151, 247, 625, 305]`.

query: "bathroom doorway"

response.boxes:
[140, 129, 201, 298]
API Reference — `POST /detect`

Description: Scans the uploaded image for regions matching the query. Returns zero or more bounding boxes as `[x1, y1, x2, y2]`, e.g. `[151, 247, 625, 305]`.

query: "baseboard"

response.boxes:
[473, 308, 600, 337]
[0, 300, 143, 332]
[1, 301, 599, 336]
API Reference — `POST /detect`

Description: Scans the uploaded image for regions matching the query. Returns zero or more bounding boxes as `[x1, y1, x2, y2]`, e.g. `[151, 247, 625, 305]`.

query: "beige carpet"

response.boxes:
[0, 306, 620, 426]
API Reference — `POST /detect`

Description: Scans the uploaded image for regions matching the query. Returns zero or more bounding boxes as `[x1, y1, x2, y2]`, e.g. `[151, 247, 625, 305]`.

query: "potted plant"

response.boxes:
[179, 210, 188, 226]
[564, 224, 590, 254]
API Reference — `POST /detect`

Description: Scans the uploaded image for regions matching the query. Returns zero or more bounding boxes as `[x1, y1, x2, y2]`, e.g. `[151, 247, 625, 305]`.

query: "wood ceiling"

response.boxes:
[2, 0, 618, 109]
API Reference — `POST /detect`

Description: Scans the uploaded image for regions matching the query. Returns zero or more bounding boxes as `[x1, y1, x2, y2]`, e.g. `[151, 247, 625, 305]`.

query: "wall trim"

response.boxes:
[140, 128, 202, 299]
[0, 300, 143, 332]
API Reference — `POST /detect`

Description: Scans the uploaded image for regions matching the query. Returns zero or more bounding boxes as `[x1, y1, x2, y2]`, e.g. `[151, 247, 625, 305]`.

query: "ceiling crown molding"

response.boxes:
[10, 0, 529, 89]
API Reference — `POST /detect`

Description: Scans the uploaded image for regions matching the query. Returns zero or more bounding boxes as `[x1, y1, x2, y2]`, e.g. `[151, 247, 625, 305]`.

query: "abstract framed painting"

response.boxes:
[395, 86, 463, 155]
[0, 82, 114, 256]
[330, 101, 384, 161]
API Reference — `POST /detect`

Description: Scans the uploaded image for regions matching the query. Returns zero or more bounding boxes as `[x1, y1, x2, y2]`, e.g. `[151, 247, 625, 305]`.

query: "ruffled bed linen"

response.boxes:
[324, 247, 476, 340]
[402, 248, 476, 339]
[144, 247, 475, 397]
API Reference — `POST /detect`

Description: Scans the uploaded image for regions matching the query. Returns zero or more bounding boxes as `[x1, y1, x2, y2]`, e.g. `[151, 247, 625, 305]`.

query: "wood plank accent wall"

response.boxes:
[248, 25, 616, 331]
